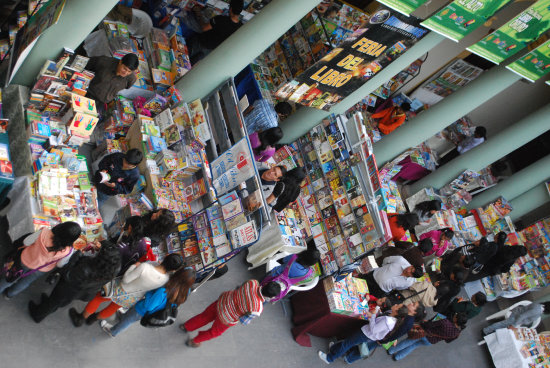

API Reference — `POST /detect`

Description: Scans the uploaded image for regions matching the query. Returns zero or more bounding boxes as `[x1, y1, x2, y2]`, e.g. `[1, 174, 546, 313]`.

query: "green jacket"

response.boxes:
[449, 298, 481, 319]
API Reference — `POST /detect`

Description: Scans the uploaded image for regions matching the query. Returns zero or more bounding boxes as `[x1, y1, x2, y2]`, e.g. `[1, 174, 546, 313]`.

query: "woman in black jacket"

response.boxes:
[28, 241, 121, 323]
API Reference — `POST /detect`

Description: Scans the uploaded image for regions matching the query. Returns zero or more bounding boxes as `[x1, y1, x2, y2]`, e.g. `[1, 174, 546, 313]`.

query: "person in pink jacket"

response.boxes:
[0, 222, 81, 298]
[419, 228, 454, 257]
[249, 127, 283, 162]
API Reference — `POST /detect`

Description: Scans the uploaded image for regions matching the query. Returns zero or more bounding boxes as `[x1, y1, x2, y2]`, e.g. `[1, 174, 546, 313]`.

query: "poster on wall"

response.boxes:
[375, 0, 430, 16]
[275, 8, 428, 111]
[506, 39, 550, 82]
[421, 0, 513, 42]
[467, 0, 550, 64]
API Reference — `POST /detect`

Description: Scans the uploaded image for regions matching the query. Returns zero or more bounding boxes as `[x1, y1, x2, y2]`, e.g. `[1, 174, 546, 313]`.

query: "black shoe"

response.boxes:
[28, 301, 41, 323]
[85, 313, 98, 325]
[41, 293, 48, 303]
[69, 308, 85, 327]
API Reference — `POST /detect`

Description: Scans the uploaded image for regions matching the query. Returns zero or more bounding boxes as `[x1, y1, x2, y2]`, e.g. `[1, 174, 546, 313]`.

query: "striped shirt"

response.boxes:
[217, 280, 265, 326]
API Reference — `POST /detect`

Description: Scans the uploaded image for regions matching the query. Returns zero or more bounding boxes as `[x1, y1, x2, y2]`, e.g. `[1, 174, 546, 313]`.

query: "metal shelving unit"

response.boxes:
[340, 112, 388, 243]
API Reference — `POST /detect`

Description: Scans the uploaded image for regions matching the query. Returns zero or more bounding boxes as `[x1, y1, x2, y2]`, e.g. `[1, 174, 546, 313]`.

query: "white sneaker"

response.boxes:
[318, 351, 331, 364]
[100, 320, 113, 329]
[101, 324, 114, 338]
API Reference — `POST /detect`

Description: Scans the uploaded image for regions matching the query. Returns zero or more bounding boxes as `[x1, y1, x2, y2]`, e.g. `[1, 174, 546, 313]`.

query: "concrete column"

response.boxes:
[409, 104, 550, 194]
[509, 184, 550, 221]
[280, 32, 445, 143]
[10, 0, 119, 86]
[466, 154, 550, 210]
[175, 0, 322, 101]
[373, 66, 521, 165]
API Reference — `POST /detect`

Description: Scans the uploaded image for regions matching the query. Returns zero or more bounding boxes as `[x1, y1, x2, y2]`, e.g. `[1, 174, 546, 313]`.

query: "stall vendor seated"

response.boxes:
[256, 162, 286, 205]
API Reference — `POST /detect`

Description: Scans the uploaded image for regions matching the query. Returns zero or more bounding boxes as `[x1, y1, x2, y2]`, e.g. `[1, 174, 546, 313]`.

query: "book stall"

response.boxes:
[103, 79, 275, 279]
[484, 327, 550, 368]
[476, 217, 550, 302]
[406, 181, 548, 302]
[259, 112, 389, 276]
[4, 51, 105, 252]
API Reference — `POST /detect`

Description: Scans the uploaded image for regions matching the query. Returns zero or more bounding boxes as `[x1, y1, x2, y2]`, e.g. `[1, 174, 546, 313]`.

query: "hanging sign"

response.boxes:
[467, 0, 550, 64]
[506, 39, 550, 82]
[275, 8, 428, 111]
[421, 0, 513, 42]
[375, 0, 429, 16]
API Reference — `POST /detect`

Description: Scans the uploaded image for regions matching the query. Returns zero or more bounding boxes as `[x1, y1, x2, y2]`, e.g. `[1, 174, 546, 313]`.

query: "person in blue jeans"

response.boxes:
[102, 267, 195, 337]
[389, 313, 467, 361]
[318, 302, 423, 364]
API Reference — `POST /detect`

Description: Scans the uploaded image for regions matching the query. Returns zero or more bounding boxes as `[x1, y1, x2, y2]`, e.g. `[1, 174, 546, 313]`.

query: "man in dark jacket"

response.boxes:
[186, 0, 244, 64]
[86, 53, 138, 106]
[94, 149, 143, 207]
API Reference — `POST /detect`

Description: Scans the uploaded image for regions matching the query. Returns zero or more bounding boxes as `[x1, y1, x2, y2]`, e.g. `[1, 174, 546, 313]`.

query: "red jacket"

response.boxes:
[372, 106, 406, 135]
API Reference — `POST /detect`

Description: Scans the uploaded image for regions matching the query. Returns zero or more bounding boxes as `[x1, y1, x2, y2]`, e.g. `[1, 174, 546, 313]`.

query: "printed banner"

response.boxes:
[506, 39, 550, 82]
[211, 138, 255, 196]
[467, 0, 550, 64]
[275, 8, 428, 111]
[421, 0, 512, 42]
[376, 0, 429, 16]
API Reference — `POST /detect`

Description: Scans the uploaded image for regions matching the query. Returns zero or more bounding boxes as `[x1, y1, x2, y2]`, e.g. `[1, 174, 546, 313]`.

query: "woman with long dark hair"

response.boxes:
[412, 199, 441, 223]
[249, 127, 284, 162]
[28, 240, 121, 323]
[0, 222, 81, 298]
[141, 209, 176, 248]
[102, 267, 196, 337]
[270, 167, 306, 212]
[69, 253, 183, 326]
[387, 213, 419, 242]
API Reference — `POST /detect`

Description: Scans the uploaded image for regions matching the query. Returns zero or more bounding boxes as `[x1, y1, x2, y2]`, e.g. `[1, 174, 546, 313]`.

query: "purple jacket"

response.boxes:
[249, 132, 276, 162]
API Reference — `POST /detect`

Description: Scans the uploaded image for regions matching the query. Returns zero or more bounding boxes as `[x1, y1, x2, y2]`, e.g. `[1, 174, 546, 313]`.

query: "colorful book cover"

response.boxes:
[230, 221, 258, 248]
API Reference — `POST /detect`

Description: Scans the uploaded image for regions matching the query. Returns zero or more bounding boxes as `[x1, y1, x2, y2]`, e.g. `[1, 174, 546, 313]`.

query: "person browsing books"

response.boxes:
[248, 127, 283, 162]
[181, 279, 280, 347]
[185, 0, 244, 64]
[371, 102, 410, 135]
[244, 100, 293, 134]
[86, 53, 139, 108]
[94, 149, 143, 207]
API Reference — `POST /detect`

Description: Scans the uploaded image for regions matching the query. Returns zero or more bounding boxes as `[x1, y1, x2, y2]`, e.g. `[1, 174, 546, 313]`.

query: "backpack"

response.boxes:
[140, 303, 178, 328]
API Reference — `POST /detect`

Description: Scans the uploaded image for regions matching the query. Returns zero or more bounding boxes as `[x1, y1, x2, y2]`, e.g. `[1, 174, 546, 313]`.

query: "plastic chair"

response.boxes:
[478, 300, 541, 345]
[264, 257, 320, 294]
[486, 300, 541, 328]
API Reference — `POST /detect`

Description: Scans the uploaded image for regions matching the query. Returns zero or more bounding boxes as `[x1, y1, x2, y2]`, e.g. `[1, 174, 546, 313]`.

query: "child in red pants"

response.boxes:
[181, 279, 280, 347]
